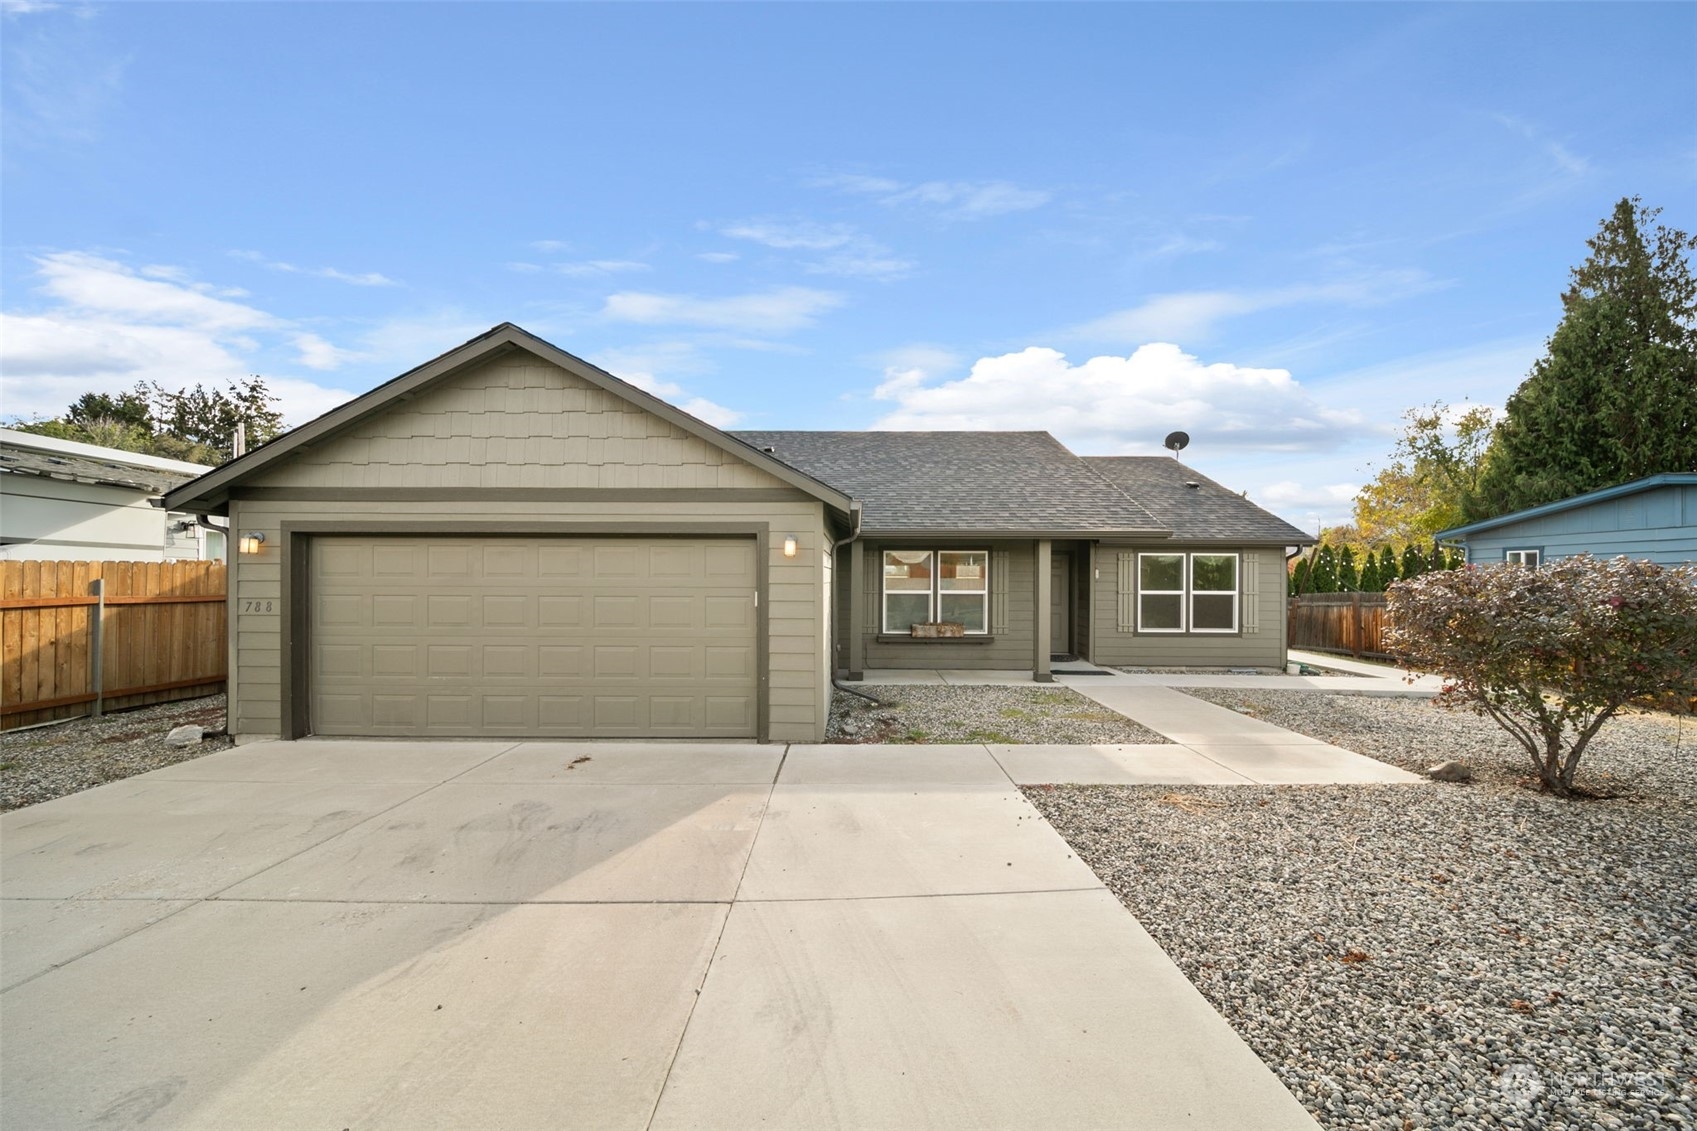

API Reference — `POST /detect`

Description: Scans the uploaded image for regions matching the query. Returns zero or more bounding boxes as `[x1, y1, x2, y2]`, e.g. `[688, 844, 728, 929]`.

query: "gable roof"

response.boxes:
[0, 428, 210, 495]
[1084, 456, 1315, 544]
[161, 324, 854, 515]
[729, 430, 1165, 536]
[1435, 472, 1697, 541]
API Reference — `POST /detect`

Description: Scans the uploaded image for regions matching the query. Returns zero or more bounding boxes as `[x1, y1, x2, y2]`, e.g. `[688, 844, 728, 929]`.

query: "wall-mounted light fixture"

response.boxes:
[238, 532, 267, 555]
[782, 536, 798, 558]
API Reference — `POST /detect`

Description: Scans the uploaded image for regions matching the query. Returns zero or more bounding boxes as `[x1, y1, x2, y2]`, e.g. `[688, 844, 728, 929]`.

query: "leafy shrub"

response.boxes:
[1387, 555, 1697, 796]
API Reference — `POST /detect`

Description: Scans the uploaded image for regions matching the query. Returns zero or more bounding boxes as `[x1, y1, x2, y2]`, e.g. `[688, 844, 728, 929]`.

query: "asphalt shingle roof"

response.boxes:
[729, 431, 1165, 535]
[1084, 456, 1315, 544]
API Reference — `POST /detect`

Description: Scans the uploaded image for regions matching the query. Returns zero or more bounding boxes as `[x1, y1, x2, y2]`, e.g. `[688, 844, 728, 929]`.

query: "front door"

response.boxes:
[1050, 553, 1071, 655]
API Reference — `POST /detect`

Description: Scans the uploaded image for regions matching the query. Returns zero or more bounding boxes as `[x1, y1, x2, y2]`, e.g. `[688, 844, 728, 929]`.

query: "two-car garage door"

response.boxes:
[309, 536, 758, 738]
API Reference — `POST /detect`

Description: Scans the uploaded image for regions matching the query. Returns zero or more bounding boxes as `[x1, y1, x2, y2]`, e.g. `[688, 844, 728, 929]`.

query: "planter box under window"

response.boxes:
[910, 622, 966, 638]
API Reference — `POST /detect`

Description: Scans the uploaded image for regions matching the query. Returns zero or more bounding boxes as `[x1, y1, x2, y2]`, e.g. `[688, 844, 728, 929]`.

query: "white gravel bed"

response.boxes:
[1, 695, 232, 811]
[826, 685, 1169, 744]
[1181, 687, 1697, 798]
[1024, 691, 1696, 1129]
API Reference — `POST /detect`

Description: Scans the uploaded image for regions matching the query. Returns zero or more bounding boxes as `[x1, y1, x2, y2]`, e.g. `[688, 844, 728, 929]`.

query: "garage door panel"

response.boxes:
[310, 536, 758, 738]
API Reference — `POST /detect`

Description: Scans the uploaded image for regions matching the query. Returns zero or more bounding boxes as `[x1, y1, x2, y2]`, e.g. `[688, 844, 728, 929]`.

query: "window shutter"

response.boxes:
[1242, 551, 1260, 634]
[1116, 553, 1136, 632]
[991, 550, 1009, 634]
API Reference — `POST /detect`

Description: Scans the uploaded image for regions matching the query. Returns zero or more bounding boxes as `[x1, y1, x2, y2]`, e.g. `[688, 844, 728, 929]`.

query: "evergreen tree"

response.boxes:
[1470, 198, 1697, 518]
[1378, 546, 1399, 587]
[9, 377, 283, 465]
[1359, 555, 1382, 593]
[1290, 559, 1310, 596]
[1338, 545, 1360, 591]
[1400, 544, 1427, 580]
[1312, 544, 1340, 593]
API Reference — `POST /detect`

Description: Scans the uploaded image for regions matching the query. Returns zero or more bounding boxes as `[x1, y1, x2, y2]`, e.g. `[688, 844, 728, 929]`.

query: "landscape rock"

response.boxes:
[163, 724, 205, 747]
[1426, 759, 1474, 782]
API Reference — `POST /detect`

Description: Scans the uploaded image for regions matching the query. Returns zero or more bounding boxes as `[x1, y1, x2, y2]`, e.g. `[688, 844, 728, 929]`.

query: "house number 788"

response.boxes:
[240, 600, 276, 614]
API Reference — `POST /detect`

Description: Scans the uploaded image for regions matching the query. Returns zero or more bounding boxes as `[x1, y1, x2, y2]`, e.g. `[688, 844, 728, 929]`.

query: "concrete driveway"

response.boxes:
[2, 740, 1318, 1130]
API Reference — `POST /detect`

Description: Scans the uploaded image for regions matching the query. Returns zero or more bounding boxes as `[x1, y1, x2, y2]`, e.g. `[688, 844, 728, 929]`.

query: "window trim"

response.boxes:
[1189, 552, 1240, 634]
[1504, 548, 1542, 567]
[1133, 551, 1241, 635]
[881, 548, 991, 635]
[1136, 552, 1186, 634]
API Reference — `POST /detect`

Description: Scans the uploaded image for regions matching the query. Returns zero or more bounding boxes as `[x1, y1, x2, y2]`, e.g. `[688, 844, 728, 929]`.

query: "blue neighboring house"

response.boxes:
[1436, 473, 1697, 567]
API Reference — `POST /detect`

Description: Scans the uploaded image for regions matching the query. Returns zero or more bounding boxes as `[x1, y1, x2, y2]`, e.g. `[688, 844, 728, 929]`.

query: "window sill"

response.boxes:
[875, 634, 997, 645]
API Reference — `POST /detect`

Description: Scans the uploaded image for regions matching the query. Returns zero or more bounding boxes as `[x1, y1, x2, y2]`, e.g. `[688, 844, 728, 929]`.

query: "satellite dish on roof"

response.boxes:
[1163, 431, 1190, 454]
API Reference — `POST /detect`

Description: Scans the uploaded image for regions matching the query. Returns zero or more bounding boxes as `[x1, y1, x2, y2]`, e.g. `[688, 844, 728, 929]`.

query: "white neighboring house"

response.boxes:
[0, 428, 225, 562]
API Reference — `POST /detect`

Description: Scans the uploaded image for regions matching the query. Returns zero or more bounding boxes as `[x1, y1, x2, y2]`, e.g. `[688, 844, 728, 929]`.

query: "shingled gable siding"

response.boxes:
[835, 540, 1038, 670]
[1089, 543, 1289, 669]
[225, 352, 833, 742]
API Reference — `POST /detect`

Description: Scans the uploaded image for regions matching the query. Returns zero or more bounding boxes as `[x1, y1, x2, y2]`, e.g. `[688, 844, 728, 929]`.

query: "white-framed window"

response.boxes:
[1136, 552, 1239, 633]
[1137, 553, 1185, 632]
[882, 549, 990, 633]
[1505, 549, 1541, 567]
[1190, 553, 1239, 633]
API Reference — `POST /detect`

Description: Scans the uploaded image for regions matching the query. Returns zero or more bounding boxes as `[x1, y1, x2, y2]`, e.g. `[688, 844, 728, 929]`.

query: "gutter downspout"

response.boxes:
[828, 502, 880, 704]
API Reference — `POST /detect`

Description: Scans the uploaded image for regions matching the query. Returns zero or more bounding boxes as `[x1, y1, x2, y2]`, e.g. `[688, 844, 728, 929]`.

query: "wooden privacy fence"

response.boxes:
[1, 560, 227, 731]
[1288, 592, 1392, 661]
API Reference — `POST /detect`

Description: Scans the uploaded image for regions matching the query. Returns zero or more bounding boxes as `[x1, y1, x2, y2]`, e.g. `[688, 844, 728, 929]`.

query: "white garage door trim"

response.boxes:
[279, 522, 771, 741]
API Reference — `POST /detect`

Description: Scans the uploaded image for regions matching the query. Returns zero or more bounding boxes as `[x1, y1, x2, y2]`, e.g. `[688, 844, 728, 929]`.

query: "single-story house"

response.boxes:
[1436, 473, 1697, 568]
[0, 428, 224, 562]
[163, 324, 1314, 744]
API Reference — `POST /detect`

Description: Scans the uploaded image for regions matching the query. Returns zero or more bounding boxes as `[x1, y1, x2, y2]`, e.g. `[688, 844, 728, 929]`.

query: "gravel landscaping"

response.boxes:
[1, 695, 232, 811]
[826, 684, 1169, 744]
[1026, 692, 1696, 1129]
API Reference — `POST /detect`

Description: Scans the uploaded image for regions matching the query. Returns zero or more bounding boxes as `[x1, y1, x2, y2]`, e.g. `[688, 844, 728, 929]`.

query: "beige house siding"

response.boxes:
[1088, 543, 1290, 668]
[257, 353, 787, 491]
[225, 353, 833, 743]
[840, 540, 1039, 670]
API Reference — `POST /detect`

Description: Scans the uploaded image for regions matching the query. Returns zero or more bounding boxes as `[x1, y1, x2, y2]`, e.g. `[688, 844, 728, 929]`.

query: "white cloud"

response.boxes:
[1259, 480, 1359, 508]
[870, 343, 1365, 455]
[229, 249, 398, 287]
[0, 252, 360, 426]
[721, 220, 856, 250]
[719, 218, 913, 280]
[1070, 270, 1442, 344]
[292, 332, 352, 371]
[530, 239, 571, 253]
[1494, 113, 1590, 177]
[591, 342, 739, 428]
[37, 252, 277, 332]
[696, 251, 739, 263]
[550, 259, 650, 277]
[600, 286, 843, 334]
[815, 173, 1051, 218]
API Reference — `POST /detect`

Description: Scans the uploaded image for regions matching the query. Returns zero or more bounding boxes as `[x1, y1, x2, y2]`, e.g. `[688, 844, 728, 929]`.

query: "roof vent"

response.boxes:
[1184, 481, 1200, 489]
[761, 446, 776, 454]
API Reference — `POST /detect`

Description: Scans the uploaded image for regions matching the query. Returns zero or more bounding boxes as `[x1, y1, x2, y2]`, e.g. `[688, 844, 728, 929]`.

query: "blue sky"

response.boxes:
[3, 2, 1692, 530]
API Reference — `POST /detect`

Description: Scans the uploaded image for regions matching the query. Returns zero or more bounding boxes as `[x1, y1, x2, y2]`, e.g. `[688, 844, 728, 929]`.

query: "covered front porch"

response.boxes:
[838, 537, 1088, 684]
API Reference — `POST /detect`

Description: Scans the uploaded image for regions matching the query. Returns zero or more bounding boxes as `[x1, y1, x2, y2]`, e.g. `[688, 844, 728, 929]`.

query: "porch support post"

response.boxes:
[846, 540, 866, 680]
[1033, 539, 1053, 683]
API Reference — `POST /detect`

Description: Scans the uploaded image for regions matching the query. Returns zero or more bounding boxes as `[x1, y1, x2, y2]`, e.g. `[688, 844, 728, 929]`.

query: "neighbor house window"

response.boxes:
[1137, 552, 1239, 633]
[882, 550, 989, 633]
[1505, 549, 1541, 567]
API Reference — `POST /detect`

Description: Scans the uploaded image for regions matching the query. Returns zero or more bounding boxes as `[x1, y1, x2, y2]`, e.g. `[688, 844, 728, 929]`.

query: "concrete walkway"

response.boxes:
[1, 740, 1318, 1130]
[857, 657, 1429, 785]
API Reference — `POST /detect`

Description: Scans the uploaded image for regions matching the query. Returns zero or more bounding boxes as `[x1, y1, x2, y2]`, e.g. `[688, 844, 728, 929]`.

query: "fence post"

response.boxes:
[1350, 591, 1362, 659]
[89, 578, 105, 719]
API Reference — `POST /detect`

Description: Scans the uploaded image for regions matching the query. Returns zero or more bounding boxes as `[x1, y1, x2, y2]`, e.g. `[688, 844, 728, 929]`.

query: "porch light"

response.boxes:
[782, 536, 798, 558]
[239, 532, 267, 555]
